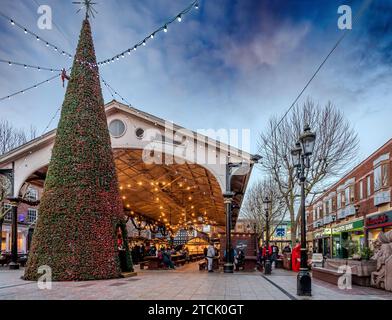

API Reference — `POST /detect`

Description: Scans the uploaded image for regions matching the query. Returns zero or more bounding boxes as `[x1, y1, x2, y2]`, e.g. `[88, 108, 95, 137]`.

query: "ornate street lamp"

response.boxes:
[263, 196, 272, 275]
[291, 124, 316, 296]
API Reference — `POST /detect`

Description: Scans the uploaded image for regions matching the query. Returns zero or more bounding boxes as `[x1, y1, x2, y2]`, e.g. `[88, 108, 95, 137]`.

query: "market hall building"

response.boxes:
[307, 138, 392, 258]
[0, 100, 255, 255]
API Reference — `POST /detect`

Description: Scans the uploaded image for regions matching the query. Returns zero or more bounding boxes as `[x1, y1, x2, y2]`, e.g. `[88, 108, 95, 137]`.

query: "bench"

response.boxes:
[312, 266, 373, 287]
[312, 267, 342, 285]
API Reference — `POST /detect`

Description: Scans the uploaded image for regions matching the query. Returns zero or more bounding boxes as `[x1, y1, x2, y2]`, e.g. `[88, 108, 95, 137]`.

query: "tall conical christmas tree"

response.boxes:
[24, 18, 124, 281]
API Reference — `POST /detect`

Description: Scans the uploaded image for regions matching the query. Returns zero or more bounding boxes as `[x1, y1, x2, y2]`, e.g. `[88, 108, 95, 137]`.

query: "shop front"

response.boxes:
[331, 219, 364, 258]
[366, 210, 392, 250]
[0, 224, 29, 254]
[313, 228, 332, 257]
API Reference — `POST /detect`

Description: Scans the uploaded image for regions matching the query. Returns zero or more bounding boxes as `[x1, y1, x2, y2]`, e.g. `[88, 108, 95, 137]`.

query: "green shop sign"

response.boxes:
[332, 220, 364, 234]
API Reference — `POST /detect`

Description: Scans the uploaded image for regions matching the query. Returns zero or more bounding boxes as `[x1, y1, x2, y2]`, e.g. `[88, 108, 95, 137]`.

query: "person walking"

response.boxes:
[206, 243, 215, 272]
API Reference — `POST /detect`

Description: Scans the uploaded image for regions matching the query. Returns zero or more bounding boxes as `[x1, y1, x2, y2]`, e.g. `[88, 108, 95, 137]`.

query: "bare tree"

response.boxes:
[0, 119, 36, 156]
[0, 119, 36, 252]
[258, 99, 359, 245]
[241, 178, 287, 245]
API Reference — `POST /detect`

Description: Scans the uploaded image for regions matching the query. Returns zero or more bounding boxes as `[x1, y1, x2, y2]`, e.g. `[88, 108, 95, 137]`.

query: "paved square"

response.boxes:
[1, 263, 391, 300]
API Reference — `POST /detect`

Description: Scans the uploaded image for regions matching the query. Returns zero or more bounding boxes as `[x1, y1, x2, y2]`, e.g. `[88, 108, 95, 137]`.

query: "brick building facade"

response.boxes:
[306, 139, 392, 258]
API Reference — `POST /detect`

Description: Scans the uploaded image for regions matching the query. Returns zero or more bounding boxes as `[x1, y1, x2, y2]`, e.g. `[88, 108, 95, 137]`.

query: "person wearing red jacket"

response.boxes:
[262, 244, 272, 270]
[292, 242, 301, 272]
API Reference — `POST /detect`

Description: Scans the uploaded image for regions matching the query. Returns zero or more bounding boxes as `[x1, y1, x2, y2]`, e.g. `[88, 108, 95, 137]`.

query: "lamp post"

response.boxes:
[263, 196, 272, 275]
[7, 197, 20, 270]
[291, 124, 316, 296]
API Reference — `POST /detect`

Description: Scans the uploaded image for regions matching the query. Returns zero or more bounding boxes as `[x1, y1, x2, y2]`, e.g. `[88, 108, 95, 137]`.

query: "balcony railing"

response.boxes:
[337, 204, 355, 219]
[374, 190, 391, 206]
[323, 215, 334, 224]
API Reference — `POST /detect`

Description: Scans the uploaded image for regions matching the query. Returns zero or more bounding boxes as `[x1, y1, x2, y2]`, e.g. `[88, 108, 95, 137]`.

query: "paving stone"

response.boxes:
[1, 264, 392, 300]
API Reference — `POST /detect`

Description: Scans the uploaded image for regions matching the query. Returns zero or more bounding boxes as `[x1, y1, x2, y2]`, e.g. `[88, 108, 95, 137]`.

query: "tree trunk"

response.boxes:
[290, 221, 296, 246]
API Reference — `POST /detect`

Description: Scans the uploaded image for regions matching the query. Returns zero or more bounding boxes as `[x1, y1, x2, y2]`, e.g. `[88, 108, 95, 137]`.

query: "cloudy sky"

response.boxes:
[0, 0, 391, 184]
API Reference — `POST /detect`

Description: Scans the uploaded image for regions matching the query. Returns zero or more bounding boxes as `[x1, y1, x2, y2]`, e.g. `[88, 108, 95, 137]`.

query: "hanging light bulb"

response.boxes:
[8, 62, 12, 66]
[177, 15, 182, 22]
[142, 40, 146, 46]
[195, 2, 199, 9]
[150, 33, 154, 39]
[36, 36, 40, 41]
[10, 20, 15, 25]
[133, 46, 137, 51]
[164, 25, 168, 33]
[24, 29, 27, 34]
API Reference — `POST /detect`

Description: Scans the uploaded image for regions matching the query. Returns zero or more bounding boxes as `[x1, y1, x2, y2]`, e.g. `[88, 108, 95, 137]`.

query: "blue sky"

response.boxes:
[0, 0, 391, 182]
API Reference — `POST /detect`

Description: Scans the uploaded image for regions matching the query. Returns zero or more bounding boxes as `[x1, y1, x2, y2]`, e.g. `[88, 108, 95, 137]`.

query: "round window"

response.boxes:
[109, 119, 126, 138]
[135, 128, 145, 139]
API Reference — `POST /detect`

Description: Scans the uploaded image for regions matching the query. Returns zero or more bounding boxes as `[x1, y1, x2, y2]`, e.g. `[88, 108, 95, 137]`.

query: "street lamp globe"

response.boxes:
[263, 196, 271, 211]
[299, 124, 316, 156]
[291, 142, 302, 167]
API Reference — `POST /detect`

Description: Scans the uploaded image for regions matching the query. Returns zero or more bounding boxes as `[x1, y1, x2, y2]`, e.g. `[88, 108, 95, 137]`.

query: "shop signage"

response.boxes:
[366, 211, 392, 228]
[332, 220, 363, 234]
[313, 228, 332, 239]
[276, 228, 285, 237]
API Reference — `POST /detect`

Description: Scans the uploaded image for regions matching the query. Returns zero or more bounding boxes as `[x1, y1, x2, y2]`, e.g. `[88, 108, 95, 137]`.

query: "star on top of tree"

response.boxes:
[72, 0, 98, 19]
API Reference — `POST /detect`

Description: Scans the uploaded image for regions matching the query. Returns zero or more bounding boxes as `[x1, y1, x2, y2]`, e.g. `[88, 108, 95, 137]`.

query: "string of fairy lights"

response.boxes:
[0, 12, 73, 60]
[0, 68, 70, 102]
[0, 1, 200, 102]
[96, 0, 199, 66]
[0, 59, 62, 72]
[119, 177, 215, 234]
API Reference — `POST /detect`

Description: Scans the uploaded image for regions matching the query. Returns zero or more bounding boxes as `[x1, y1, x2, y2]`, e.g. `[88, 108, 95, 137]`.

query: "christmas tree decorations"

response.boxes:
[24, 18, 124, 281]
